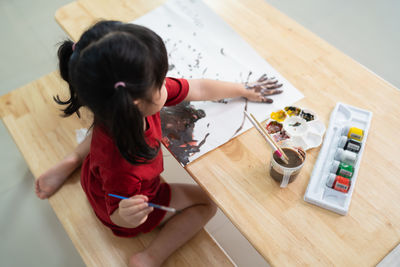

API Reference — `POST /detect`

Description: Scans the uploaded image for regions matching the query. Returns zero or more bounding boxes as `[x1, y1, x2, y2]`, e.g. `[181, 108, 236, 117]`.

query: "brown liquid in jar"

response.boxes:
[269, 148, 305, 184]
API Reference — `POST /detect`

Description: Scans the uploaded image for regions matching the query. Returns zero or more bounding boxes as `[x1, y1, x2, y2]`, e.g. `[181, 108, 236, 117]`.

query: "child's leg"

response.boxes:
[35, 131, 92, 199]
[130, 183, 217, 267]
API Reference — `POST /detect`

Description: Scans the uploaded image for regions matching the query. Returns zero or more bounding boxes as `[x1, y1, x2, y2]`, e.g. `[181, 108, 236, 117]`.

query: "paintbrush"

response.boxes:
[249, 112, 290, 164]
[108, 193, 177, 213]
[244, 111, 289, 164]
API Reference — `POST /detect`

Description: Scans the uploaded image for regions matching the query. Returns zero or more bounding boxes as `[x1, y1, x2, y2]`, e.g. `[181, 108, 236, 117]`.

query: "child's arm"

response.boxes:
[35, 130, 92, 199]
[186, 78, 282, 103]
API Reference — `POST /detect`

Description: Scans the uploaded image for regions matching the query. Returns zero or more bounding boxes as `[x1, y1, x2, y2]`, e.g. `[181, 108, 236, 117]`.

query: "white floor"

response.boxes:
[0, 0, 399, 266]
[265, 0, 400, 90]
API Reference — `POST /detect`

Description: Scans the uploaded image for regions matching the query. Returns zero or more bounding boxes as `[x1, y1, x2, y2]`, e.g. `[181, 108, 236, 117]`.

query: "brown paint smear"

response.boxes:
[160, 102, 209, 166]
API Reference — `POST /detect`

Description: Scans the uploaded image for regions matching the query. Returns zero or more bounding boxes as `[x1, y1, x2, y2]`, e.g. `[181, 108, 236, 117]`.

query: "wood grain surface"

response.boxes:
[0, 72, 234, 267]
[49, 0, 400, 265]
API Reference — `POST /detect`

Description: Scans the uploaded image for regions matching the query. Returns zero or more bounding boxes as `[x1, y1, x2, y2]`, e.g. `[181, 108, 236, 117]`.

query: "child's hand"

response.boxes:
[244, 74, 283, 103]
[118, 195, 153, 228]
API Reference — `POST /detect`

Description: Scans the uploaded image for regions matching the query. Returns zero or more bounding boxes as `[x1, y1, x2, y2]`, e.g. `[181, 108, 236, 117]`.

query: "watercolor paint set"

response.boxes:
[265, 106, 326, 151]
[304, 102, 372, 215]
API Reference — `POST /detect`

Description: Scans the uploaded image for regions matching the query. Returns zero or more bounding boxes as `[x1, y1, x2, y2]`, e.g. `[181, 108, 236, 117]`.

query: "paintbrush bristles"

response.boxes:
[245, 111, 290, 164]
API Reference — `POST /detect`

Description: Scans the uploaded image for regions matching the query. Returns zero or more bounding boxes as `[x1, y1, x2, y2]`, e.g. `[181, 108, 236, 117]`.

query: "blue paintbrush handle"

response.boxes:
[108, 193, 128, 200]
[107, 193, 176, 213]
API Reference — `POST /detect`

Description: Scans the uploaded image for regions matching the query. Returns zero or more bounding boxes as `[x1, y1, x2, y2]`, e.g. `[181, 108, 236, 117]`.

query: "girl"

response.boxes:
[35, 21, 281, 267]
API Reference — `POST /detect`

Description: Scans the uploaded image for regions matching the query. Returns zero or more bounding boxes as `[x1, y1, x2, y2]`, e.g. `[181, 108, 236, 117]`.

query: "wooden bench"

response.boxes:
[0, 72, 234, 266]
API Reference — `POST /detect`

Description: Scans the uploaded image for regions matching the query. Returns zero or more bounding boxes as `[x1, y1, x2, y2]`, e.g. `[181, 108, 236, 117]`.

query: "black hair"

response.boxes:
[56, 20, 168, 164]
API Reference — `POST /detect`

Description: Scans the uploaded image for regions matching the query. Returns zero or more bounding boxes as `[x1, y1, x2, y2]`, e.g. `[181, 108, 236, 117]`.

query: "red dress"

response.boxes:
[81, 77, 189, 237]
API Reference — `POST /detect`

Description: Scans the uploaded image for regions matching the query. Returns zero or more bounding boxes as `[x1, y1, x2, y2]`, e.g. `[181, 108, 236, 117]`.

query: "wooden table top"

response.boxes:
[54, 0, 400, 265]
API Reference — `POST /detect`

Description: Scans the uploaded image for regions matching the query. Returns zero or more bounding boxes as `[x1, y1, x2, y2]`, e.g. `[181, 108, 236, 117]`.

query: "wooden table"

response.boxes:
[54, 0, 400, 266]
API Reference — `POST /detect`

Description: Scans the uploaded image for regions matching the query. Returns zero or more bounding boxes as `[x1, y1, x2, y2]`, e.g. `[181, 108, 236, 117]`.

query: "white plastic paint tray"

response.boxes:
[304, 102, 372, 215]
[266, 106, 326, 151]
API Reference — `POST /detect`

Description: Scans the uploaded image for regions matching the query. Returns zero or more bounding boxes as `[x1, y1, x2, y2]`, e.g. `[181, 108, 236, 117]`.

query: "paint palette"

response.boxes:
[265, 106, 326, 151]
[304, 102, 373, 215]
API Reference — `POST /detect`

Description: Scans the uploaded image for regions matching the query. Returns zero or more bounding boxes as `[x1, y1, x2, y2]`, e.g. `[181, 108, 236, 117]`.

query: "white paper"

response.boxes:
[133, 0, 304, 165]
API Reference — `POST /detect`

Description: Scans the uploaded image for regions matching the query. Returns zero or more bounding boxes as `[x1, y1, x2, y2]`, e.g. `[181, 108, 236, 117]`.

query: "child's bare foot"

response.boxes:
[35, 153, 80, 199]
[129, 251, 160, 267]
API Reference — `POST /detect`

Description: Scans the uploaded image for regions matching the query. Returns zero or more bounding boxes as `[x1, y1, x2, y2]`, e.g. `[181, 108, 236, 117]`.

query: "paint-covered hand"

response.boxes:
[244, 74, 283, 103]
[118, 195, 154, 228]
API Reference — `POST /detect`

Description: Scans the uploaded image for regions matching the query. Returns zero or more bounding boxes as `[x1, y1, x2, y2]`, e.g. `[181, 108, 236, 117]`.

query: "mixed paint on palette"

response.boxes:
[134, 0, 304, 166]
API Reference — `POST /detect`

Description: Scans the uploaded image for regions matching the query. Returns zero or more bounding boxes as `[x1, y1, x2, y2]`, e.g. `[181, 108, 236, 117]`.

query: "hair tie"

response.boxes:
[114, 81, 126, 89]
[72, 43, 76, 51]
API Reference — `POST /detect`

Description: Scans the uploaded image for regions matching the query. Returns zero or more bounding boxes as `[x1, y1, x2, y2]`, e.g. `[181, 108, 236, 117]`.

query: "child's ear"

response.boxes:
[133, 98, 145, 113]
[133, 99, 141, 109]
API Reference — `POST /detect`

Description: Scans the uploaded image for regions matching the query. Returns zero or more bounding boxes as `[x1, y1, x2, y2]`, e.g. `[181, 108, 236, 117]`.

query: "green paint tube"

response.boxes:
[331, 160, 354, 179]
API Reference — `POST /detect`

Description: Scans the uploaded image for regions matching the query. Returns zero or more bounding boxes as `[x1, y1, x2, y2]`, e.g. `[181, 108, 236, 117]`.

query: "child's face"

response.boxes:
[134, 80, 167, 117]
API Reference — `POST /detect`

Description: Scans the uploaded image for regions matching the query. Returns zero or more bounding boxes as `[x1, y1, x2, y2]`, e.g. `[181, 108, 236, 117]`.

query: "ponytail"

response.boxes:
[54, 40, 82, 117]
[109, 88, 160, 164]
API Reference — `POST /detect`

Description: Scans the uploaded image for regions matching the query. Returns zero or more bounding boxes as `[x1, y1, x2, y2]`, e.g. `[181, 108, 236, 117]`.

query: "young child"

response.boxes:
[35, 20, 281, 267]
